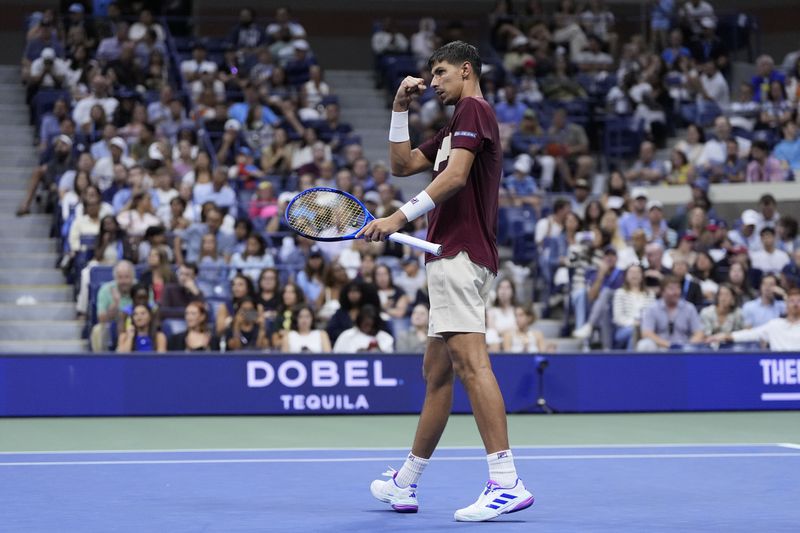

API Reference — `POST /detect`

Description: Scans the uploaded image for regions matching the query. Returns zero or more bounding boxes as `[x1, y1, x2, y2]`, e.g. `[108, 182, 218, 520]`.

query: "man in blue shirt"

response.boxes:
[174, 205, 236, 265]
[742, 274, 786, 328]
[751, 54, 785, 103]
[228, 83, 279, 126]
[637, 276, 705, 351]
[773, 121, 800, 173]
[494, 84, 527, 126]
[619, 187, 651, 242]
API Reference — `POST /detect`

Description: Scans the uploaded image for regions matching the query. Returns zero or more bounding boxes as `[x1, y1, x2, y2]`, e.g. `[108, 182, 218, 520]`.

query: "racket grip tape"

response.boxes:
[388, 232, 442, 256]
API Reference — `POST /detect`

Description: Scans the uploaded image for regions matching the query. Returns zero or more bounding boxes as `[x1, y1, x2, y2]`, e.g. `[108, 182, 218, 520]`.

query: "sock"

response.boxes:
[487, 450, 518, 488]
[394, 452, 429, 488]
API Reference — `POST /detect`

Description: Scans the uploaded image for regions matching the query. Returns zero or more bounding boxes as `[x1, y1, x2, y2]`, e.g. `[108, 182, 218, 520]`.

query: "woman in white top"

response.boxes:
[487, 278, 518, 337]
[612, 264, 655, 349]
[228, 233, 275, 285]
[116, 192, 161, 240]
[502, 305, 555, 354]
[281, 305, 331, 353]
[333, 304, 394, 353]
[674, 123, 705, 167]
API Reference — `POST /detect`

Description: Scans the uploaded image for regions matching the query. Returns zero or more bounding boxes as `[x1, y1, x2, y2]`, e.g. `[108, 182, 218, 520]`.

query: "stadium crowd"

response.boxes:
[17, 1, 800, 353]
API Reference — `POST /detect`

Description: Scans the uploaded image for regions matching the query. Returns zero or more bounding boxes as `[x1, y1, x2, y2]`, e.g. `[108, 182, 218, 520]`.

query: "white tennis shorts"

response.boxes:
[427, 251, 495, 337]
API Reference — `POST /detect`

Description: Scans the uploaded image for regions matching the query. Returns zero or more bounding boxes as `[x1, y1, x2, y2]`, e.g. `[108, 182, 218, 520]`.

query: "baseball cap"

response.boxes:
[574, 178, 589, 189]
[700, 17, 716, 29]
[631, 186, 649, 200]
[681, 232, 698, 242]
[147, 143, 163, 160]
[69, 3, 85, 14]
[278, 191, 296, 204]
[364, 191, 381, 204]
[647, 199, 663, 211]
[293, 39, 310, 51]
[238, 146, 253, 157]
[309, 245, 323, 257]
[513, 156, 532, 174]
[110, 136, 126, 151]
[41, 47, 55, 60]
[510, 35, 529, 48]
[741, 209, 759, 226]
[603, 245, 618, 255]
[224, 118, 241, 131]
[56, 134, 73, 147]
[523, 108, 536, 119]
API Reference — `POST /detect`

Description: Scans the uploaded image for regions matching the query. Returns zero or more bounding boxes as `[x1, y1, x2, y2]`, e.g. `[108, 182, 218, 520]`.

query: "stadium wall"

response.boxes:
[1, 352, 798, 416]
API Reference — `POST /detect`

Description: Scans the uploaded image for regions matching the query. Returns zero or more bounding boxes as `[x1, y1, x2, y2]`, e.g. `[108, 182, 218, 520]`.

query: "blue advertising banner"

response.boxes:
[0, 352, 798, 416]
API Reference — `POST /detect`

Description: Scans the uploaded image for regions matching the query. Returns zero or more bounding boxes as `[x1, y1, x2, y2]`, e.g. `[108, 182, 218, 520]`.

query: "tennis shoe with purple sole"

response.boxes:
[370, 468, 419, 513]
[453, 478, 534, 522]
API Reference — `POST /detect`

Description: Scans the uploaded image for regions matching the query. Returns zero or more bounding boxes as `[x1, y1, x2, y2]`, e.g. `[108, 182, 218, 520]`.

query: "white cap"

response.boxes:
[364, 191, 381, 204]
[224, 118, 241, 131]
[647, 199, 663, 211]
[110, 136, 127, 151]
[293, 39, 310, 51]
[41, 47, 56, 60]
[513, 155, 532, 174]
[741, 209, 759, 226]
[631, 186, 649, 200]
[56, 134, 73, 147]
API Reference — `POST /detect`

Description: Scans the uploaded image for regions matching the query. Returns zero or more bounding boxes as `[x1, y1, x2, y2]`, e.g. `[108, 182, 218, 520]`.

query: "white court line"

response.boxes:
[1, 452, 799, 467]
[778, 443, 800, 449]
[0, 442, 784, 456]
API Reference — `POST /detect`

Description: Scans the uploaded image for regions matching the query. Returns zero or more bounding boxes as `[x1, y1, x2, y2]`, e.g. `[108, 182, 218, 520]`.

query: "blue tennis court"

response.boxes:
[3, 443, 798, 532]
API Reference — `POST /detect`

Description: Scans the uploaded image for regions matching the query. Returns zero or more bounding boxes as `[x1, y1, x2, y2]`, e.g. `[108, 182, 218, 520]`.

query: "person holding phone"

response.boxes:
[225, 296, 269, 351]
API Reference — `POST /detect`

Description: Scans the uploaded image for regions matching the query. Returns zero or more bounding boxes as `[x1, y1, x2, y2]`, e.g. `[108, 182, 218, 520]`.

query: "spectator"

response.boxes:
[225, 296, 269, 351]
[689, 17, 727, 72]
[395, 257, 426, 299]
[728, 209, 761, 251]
[167, 301, 220, 352]
[296, 247, 327, 304]
[671, 258, 704, 309]
[700, 283, 744, 337]
[229, 233, 274, 285]
[754, 193, 780, 233]
[750, 227, 790, 275]
[396, 303, 429, 353]
[96, 21, 129, 64]
[502, 305, 555, 353]
[161, 263, 205, 319]
[503, 156, 539, 208]
[751, 55, 785, 103]
[66, 185, 104, 261]
[661, 29, 691, 68]
[487, 278, 518, 338]
[91, 260, 136, 352]
[776, 216, 800, 254]
[215, 273, 257, 336]
[181, 42, 217, 83]
[719, 139, 747, 183]
[375, 264, 410, 321]
[757, 81, 793, 132]
[333, 304, 394, 353]
[535, 198, 570, 245]
[139, 247, 175, 305]
[624, 141, 668, 185]
[674, 123, 706, 166]
[128, 9, 164, 43]
[256, 267, 281, 321]
[747, 140, 787, 183]
[696, 116, 751, 171]
[229, 8, 264, 50]
[271, 282, 307, 346]
[690, 59, 729, 108]
[17, 133, 73, 216]
[265, 6, 307, 41]
[650, 0, 675, 50]
[742, 274, 786, 328]
[637, 275, 705, 351]
[546, 107, 590, 190]
[371, 18, 409, 55]
[93, 137, 134, 193]
[772, 121, 800, 174]
[619, 187, 652, 243]
[116, 192, 161, 240]
[174, 205, 236, 265]
[612, 264, 655, 349]
[572, 246, 624, 345]
[281, 305, 332, 353]
[116, 303, 167, 353]
[692, 251, 719, 302]
[708, 288, 800, 351]
[326, 280, 382, 343]
[410, 17, 439, 68]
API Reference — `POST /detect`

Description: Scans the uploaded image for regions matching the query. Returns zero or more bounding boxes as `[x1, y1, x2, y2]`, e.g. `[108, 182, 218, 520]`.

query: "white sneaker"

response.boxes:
[572, 323, 593, 339]
[454, 479, 534, 522]
[370, 467, 419, 513]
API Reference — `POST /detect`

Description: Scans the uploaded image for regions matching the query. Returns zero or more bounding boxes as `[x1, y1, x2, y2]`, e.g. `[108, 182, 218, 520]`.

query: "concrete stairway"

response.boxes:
[0, 65, 84, 353]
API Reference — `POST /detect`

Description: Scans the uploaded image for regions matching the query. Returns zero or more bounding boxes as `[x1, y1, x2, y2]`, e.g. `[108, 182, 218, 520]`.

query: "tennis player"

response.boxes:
[358, 41, 533, 522]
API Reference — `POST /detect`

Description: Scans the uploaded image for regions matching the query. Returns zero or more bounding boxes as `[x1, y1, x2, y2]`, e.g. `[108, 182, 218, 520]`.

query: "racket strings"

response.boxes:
[286, 190, 366, 238]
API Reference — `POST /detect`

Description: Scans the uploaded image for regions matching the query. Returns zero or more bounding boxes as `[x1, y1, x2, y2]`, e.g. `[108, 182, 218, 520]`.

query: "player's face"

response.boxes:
[430, 61, 464, 105]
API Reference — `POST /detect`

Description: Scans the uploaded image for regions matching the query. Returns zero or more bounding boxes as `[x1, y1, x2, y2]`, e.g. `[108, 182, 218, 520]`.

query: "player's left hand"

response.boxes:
[357, 212, 406, 242]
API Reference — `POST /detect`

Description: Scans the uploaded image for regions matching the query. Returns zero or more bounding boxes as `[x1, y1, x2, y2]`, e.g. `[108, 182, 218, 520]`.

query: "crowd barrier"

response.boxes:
[0, 352, 798, 416]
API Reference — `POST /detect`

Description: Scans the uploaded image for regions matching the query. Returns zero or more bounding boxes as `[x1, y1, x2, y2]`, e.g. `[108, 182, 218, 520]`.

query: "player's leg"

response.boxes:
[369, 332, 454, 513]
[410, 336, 454, 458]
[446, 332, 534, 521]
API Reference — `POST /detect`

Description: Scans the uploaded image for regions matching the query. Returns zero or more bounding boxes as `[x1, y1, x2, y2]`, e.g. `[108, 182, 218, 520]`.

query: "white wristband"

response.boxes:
[399, 190, 435, 222]
[389, 111, 410, 143]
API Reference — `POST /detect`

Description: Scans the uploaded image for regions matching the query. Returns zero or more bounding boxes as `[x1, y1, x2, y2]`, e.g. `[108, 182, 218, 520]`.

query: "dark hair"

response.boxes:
[290, 304, 316, 331]
[752, 140, 771, 153]
[235, 218, 254, 235]
[687, 122, 706, 143]
[231, 273, 256, 304]
[715, 283, 739, 310]
[779, 216, 799, 240]
[245, 232, 266, 257]
[553, 198, 570, 213]
[355, 304, 381, 335]
[760, 193, 776, 206]
[493, 277, 517, 307]
[339, 280, 380, 311]
[661, 275, 683, 290]
[427, 41, 482, 77]
[279, 281, 307, 313]
[760, 226, 776, 236]
[130, 303, 159, 346]
[183, 262, 199, 276]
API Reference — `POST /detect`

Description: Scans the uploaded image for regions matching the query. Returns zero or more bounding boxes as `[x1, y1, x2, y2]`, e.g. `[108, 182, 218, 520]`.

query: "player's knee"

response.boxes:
[422, 362, 453, 390]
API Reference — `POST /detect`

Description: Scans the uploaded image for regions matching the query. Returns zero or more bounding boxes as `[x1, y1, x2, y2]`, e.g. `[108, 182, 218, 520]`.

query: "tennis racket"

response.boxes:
[285, 187, 442, 256]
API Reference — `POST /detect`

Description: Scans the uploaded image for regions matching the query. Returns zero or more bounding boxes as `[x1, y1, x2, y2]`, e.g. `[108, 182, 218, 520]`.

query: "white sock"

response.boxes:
[394, 452, 429, 487]
[487, 450, 518, 488]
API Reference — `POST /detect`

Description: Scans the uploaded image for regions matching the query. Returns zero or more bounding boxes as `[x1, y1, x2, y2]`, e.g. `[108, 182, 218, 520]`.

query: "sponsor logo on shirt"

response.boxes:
[454, 130, 478, 138]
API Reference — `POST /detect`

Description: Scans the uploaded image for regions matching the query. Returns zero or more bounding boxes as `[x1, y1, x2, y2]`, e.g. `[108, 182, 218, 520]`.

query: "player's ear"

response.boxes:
[461, 61, 470, 80]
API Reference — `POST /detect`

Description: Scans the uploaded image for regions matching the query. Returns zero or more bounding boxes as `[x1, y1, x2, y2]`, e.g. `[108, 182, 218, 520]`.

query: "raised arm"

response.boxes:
[389, 76, 433, 177]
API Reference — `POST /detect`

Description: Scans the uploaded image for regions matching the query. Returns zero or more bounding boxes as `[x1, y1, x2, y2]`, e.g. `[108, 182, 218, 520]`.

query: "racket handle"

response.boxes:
[388, 232, 443, 256]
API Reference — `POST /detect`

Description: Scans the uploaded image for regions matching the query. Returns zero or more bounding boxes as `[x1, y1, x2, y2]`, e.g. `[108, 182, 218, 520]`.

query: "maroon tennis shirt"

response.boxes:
[418, 96, 501, 274]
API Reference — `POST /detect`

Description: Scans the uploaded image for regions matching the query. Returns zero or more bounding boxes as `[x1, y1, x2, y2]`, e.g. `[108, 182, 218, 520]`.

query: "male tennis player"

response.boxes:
[358, 41, 533, 522]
